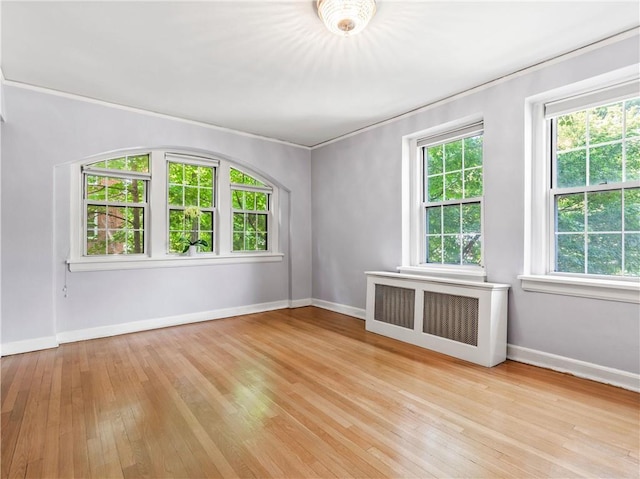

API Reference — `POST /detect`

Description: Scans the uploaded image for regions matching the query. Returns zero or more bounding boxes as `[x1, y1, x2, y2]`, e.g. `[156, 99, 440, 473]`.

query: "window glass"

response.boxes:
[230, 168, 270, 252]
[552, 97, 640, 277]
[167, 161, 215, 253]
[423, 132, 483, 266]
[83, 155, 149, 256]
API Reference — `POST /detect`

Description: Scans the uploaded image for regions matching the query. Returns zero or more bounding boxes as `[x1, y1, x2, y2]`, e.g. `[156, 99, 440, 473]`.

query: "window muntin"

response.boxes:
[167, 161, 215, 253]
[421, 129, 483, 266]
[230, 168, 270, 252]
[551, 96, 640, 277]
[82, 154, 150, 256]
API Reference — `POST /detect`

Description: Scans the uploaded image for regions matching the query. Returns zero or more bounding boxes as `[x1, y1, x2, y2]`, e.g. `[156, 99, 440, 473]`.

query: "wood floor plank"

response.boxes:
[2, 306, 639, 478]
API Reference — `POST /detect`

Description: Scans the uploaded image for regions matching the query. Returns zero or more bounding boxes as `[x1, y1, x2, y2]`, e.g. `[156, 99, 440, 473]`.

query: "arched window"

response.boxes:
[69, 149, 282, 271]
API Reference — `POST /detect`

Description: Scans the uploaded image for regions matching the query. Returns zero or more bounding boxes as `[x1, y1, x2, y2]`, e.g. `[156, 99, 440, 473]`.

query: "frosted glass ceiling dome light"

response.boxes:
[317, 0, 377, 36]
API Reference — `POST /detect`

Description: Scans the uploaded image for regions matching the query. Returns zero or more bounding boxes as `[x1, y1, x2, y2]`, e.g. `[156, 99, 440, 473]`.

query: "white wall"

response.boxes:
[1, 85, 312, 346]
[311, 34, 640, 375]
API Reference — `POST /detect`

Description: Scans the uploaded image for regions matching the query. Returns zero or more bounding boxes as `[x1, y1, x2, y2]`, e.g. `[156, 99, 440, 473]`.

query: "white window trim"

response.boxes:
[520, 67, 640, 304]
[401, 116, 487, 282]
[68, 148, 282, 271]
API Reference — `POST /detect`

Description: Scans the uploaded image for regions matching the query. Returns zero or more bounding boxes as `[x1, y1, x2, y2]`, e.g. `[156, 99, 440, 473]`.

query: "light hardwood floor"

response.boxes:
[1, 306, 639, 478]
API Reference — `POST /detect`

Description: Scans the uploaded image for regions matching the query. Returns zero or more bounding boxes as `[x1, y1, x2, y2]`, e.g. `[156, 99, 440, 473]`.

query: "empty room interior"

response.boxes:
[1, 1, 639, 478]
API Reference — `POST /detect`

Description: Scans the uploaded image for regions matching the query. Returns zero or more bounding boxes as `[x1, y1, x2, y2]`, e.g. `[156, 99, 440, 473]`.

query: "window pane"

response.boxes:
[426, 145, 443, 175]
[461, 203, 481, 234]
[588, 103, 623, 145]
[233, 232, 244, 251]
[256, 214, 267, 232]
[589, 143, 622, 185]
[557, 110, 587, 151]
[556, 193, 585, 232]
[256, 233, 268, 250]
[464, 136, 483, 168]
[556, 234, 585, 273]
[183, 164, 198, 185]
[128, 155, 150, 173]
[461, 235, 481, 265]
[625, 98, 640, 138]
[463, 168, 482, 198]
[444, 140, 462, 172]
[587, 234, 622, 275]
[426, 206, 441, 235]
[245, 233, 256, 250]
[426, 236, 442, 263]
[200, 212, 213, 231]
[427, 175, 443, 202]
[625, 233, 640, 276]
[256, 193, 268, 211]
[232, 190, 244, 209]
[168, 185, 183, 205]
[244, 192, 256, 210]
[556, 149, 586, 188]
[442, 205, 460, 234]
[200, 167, 214, 188]
[233, 212, 244, 230]
[199, 188, 213, 208]
[624, 188, 640, 231]
[444, 172, 462, 200]
[86, 176, 106, 200]
[443, 236, 461, 264]
[587, 190, 622, 232]
[105, 157, 126, 170]
[229, 167, 265, 187]
[626, 139, 640, 181]
[199, 232, 213, 252]
[168, 162, 184, 183]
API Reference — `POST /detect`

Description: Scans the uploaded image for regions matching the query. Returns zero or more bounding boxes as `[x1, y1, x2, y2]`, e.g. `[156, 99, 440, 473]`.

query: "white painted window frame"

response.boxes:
[401, 117, 487, 282]
[68, 149, 283, 271]
[165, 153, 218, 255]
[520, 68, 640, 303]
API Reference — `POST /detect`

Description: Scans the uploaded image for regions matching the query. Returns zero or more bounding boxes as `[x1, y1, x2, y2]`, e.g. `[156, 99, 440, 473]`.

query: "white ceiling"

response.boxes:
[2, 1, 638, 147]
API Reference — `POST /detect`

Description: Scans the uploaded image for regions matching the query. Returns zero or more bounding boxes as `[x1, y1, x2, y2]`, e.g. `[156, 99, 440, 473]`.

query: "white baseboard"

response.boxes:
[289, 298, 312, 308]
[1, 335, 59, 356]
[57, 300, 290, 345]
[311, 299, 366, 320]
[507, 344, 640, 392]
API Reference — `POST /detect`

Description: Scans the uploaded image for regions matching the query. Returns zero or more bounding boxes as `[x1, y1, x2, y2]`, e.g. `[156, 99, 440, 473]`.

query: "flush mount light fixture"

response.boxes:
[317, 0, 377, 36]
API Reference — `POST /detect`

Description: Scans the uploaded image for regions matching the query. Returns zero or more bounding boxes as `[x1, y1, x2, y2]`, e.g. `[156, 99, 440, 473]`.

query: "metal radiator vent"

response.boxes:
[374, 284, 415, 329]
[423, 291, 478, 346]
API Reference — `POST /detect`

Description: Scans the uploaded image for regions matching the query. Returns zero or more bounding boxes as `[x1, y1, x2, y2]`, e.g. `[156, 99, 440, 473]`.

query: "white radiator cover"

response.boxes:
[365, 271, 510, 367]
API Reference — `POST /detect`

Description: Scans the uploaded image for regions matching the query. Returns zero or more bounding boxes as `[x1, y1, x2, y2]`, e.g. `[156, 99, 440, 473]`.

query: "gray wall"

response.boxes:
[1, 86, 312, 344]
[311, 34, 640, 374]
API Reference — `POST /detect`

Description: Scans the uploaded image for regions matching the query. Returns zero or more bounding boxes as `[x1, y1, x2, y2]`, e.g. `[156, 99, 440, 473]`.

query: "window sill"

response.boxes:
[518, 274, 640, 304]
[67, 253, 284, 272]
[397, 265, 487, 283]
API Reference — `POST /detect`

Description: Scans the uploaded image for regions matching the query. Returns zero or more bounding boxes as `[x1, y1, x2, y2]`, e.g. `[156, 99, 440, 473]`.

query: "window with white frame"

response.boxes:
[167, 159, 216, 253]
[230, 168, 271, 252]
[82, 154, 150, 255]
[419, 123, 484, 267]
[548, 88, 639, 278]
[521, 77, 640, 303]
[70, 149, 281, 270]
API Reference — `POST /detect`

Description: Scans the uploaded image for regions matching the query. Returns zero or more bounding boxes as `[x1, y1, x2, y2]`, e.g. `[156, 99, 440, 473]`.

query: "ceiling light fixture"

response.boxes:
[317, 0, 377, 37]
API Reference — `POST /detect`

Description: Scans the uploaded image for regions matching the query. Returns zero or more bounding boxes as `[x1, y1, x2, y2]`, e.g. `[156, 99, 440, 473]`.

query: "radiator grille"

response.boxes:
[423, 291, 478, 346]
[374, 285, 415, 329]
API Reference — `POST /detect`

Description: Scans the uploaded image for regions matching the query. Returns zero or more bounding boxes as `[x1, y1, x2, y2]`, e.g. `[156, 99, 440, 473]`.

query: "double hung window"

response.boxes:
[548, 87, 639, 277]
[521, 79, 640, 302]
[167, 158, 216, 253]
[82, 154, 150, 256]
[230, 168, 271, 252]
[420, 123, 484, 267]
